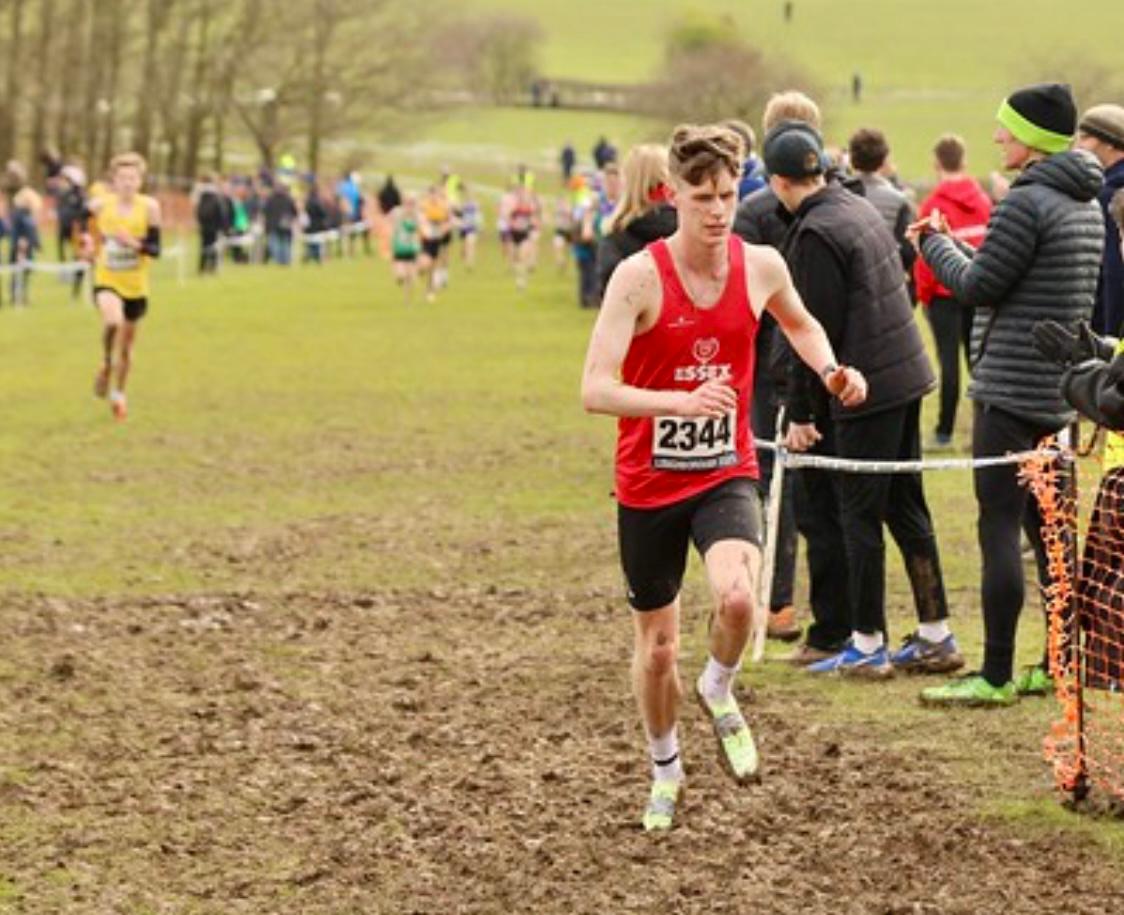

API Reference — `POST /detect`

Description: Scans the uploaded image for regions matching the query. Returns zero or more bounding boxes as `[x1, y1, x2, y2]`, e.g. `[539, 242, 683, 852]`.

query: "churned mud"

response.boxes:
[2, 585, 1123, 914]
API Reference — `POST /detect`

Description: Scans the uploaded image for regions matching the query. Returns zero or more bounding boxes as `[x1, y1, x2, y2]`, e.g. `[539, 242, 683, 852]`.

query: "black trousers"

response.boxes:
[199, 229, 220, 273]
[835, 399, 949, 638]
[791, 422, 852, 651]
[972, 402, 1058, 685]
[926, 295, 974, 437]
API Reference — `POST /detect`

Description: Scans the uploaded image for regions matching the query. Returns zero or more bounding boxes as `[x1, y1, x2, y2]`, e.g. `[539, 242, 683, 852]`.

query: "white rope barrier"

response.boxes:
[0, 260, 88, 277]
[754, 440, 1065, 474]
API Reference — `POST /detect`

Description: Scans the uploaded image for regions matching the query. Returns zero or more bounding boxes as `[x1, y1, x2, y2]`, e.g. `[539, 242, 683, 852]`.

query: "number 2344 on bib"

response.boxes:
[651, 411, 736, 471]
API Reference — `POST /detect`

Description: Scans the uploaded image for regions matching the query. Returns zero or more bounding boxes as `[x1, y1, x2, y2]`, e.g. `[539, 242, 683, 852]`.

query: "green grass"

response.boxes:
[439, 0, 1124, 180]
[2, 234, 1122, 869]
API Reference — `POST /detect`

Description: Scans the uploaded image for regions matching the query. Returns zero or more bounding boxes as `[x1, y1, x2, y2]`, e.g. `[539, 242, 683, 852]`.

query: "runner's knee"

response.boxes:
[641, 630, 678, 677]
[718, 586, 753, 630]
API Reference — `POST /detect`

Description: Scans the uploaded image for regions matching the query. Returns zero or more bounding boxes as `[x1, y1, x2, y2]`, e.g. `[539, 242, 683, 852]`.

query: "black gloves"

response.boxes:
[1032, 320, 1115, 367]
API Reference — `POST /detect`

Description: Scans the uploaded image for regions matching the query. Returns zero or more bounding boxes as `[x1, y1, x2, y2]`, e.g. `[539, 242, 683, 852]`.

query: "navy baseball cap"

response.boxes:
[763, 120, 827, 179]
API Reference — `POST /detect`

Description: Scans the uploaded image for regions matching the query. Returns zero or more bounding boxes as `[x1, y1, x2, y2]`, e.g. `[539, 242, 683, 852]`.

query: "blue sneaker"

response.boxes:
[889, 632, 965, 674]
[805, 642, 893, 679]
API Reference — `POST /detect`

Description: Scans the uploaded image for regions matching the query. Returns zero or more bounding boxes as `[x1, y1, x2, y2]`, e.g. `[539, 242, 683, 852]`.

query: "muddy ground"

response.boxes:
[3, 585, 1124, 914]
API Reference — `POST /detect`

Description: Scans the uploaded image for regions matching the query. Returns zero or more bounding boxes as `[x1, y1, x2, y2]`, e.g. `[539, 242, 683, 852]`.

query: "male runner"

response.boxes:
[83, 152, 162, 421]
[581, 124, 866, 831]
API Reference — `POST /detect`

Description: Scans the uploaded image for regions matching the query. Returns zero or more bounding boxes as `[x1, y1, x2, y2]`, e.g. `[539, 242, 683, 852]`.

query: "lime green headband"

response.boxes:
[996, 99, 1072, 154]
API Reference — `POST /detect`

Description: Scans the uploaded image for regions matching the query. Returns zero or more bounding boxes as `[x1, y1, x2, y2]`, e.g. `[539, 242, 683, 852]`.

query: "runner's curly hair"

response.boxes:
[668, 124, 742, 186]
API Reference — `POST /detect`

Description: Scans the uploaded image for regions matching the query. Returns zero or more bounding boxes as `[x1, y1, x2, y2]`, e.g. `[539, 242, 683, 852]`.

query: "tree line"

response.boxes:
[0, 0, 470, 182]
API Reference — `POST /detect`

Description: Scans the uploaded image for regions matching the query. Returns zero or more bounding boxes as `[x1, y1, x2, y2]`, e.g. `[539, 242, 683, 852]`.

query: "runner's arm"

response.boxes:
[581, 253, 736, 419]
[140, 197, 162, 257]
[758, 245, 867, 408]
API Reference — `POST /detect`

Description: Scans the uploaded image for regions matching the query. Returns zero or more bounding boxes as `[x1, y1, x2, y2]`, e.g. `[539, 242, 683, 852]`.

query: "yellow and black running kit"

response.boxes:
[93, 193, 155, 300]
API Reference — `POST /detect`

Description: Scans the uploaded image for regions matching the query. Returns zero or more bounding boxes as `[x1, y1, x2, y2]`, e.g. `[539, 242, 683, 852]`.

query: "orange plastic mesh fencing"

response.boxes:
[1021, 445, 1124, 802]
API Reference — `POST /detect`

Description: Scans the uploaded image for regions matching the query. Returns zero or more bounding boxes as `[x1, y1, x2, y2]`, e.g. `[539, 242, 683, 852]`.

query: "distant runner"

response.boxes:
[391, 193, 422, 305]
[82, 152, 162, 421]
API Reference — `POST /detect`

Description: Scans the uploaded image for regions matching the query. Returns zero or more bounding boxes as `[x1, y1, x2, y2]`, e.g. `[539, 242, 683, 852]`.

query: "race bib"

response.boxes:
[652, 411, 737, 471]
[104, 238, 140, 272]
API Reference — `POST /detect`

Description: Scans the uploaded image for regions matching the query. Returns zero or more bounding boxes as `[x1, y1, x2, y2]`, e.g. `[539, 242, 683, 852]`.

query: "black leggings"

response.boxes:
[926, 296, 974, 437]
[972, 403, 1059, 685]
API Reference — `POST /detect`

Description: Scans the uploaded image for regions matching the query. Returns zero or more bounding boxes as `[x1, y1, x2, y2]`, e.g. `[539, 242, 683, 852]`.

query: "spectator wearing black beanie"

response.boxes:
[915, 82, 1106, 706]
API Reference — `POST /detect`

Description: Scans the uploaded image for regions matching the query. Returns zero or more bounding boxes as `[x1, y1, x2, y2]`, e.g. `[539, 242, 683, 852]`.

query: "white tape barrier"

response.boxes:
[0, 244, 187, 278]
[755, 440, 1064, 474]
[0, 260, 88, 277]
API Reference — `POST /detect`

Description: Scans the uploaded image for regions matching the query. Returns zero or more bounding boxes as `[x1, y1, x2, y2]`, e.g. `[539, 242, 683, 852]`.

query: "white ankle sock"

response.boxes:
[852, 631, 884, 654]
[918, 621, 951, 643]
[699, 655, 739, 703]
[649, 727, 683, 782]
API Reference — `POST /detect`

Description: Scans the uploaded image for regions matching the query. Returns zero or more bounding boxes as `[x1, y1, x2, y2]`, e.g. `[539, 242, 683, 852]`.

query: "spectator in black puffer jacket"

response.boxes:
[595, 144, 676, 296]
[914, 82, 1105, 707]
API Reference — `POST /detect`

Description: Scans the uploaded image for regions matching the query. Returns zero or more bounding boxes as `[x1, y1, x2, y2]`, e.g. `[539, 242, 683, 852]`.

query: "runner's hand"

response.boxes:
[678, 380, 737, 418]
[824, 365, 867, 407]
[784, 422, 821, 452]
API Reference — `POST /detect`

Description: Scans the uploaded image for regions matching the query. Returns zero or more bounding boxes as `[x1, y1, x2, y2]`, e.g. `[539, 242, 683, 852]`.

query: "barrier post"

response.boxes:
[752, 408, 787, 663]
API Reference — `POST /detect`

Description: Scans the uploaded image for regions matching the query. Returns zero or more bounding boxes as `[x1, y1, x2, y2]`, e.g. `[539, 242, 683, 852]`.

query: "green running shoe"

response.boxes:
[695, 686, 760, 782]
[920, 674, 1017, 707]
[642, 778, 683, 832]
[1014, 665, 1052, 696]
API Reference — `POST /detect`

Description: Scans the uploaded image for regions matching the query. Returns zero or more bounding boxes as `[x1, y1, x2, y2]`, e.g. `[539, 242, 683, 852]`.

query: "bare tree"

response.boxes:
[0, 0, 28, 166]
[3, 0, 443, 180]
[132, 0, 178, 162]
[234, 0, 432, 173]
[28, 0, 57, 181]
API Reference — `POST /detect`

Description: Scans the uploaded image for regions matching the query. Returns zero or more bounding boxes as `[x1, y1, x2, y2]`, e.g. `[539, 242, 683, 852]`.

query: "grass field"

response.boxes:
[359, 0, 1124, 184]
[1, 235, 1123, 911]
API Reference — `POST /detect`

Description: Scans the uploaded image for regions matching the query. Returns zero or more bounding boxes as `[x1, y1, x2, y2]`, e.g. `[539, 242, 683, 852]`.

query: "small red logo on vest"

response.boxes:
[693, 337, 720, 364]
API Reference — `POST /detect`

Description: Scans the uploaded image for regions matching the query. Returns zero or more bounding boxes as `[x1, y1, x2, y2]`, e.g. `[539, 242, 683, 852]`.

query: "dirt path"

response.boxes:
[2, 588, 1123, 914]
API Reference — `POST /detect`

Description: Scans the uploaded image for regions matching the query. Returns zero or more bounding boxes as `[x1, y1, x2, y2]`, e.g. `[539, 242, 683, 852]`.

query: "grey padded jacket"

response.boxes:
[921, 150, 1105, 428]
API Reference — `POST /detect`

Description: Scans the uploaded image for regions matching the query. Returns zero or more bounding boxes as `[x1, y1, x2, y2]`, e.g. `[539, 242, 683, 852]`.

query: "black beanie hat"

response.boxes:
[996, 82, 1077, 154]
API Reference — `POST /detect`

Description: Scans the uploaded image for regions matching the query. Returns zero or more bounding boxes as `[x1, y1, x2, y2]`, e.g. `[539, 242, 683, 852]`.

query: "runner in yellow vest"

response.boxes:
[82, 152, 162, 421]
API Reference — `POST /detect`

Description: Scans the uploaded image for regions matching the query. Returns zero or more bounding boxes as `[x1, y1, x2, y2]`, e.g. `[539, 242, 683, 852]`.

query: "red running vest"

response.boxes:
[615, 235, 759, 508]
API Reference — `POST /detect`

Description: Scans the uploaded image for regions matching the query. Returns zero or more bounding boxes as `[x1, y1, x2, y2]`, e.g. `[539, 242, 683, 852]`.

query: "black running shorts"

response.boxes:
[421, 238, 442, 259]
[618, 477, 763, 611]
[93, 286, 148, 322]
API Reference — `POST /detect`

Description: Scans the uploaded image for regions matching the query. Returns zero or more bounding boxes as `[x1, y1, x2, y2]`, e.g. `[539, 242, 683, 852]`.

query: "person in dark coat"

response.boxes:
[194, 173, 228, 274]
[1075, 104, 1124, 337]
[848, 128, 916, 284]
[914, 82, 1105, 706]
[734, 90, 855, 656]
[767, 120, 958, 680]
[262, 179, 298, 266]
[560, 142, 576, 182]
[377, 175, 401, 215]
[303, 183, 329, 264]
[595, 144, 677, 297]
